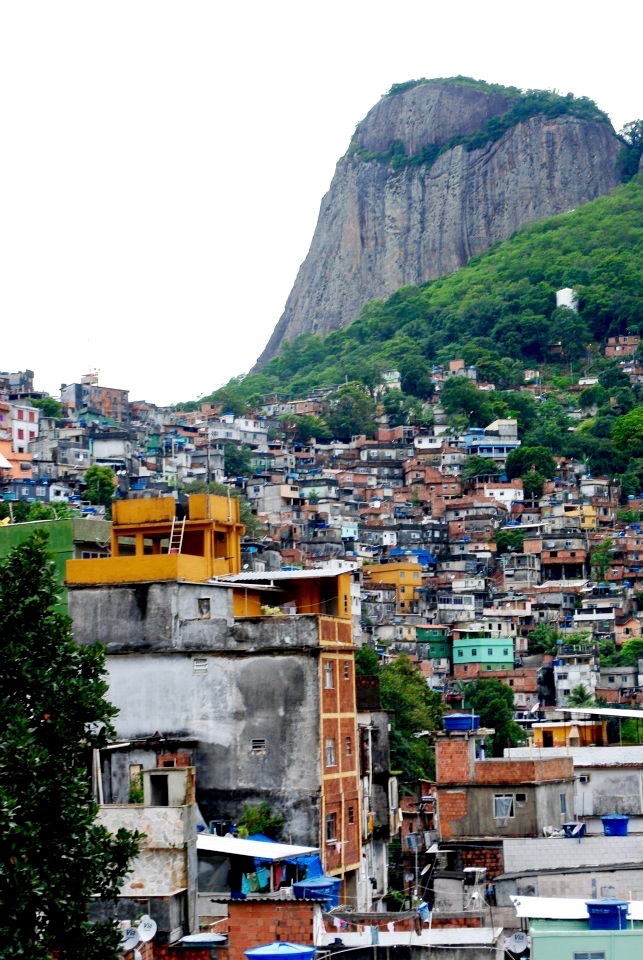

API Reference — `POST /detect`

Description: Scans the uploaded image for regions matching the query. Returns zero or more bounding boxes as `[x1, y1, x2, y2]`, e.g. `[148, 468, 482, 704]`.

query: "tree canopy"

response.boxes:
[0, 532, 140, 959]
[462, 678, 525, 757]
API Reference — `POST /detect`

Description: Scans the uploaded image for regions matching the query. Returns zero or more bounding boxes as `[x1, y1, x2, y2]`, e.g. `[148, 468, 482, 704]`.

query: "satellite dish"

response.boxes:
[120, 926, 140, 951]
[138, 915, 157, 942]
[505, 931, 529, 955]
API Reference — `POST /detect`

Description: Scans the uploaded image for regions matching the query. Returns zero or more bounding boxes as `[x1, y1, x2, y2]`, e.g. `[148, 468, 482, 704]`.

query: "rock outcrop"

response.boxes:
[256, 81, 621, 366]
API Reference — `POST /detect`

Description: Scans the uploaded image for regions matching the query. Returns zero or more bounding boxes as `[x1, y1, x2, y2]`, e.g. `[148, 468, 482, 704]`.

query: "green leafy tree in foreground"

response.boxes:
[378, 655, 443, 785]
[0, 532, 141, 959]
[462, 678, 525, 757]
[83, 464, 116, 510]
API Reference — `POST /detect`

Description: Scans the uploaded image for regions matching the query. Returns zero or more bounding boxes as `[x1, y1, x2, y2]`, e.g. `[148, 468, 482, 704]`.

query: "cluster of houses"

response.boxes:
[2, 340, 643, 959]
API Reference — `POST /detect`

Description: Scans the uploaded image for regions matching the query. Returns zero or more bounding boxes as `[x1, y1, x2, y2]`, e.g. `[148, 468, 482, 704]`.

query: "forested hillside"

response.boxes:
[206, 176, 642, 402]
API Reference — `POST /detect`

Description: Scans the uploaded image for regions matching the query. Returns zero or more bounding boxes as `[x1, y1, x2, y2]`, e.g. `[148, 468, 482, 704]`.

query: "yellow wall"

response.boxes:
[533, 721, 607, 748]
[67, 495, 244, 585]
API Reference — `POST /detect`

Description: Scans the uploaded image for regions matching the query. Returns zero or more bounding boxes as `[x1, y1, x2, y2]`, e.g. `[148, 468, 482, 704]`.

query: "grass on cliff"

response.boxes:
[348, 77, 612, 172]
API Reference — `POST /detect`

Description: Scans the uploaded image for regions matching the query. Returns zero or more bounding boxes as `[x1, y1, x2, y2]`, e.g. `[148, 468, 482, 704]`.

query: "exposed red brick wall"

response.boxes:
[437, 789, 468, 839]
[154, 947, 211, 960]
[436, 738, 474, 784]
[431, 915, 482, 928]
[473, 756, 573, 785]
[225, 900, 316, 960]
[157, 752, 192, 768]
[460, 845, 504, 879]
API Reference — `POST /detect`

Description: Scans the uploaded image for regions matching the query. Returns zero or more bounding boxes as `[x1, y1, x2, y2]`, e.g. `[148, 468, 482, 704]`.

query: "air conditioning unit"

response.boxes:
[579, 774, 591, 784]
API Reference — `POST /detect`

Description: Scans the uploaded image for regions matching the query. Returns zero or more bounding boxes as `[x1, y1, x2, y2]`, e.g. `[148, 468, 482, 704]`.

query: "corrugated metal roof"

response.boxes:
[197, 835, 318, 860]
[215, 563, 357, 583]
[561, 707, 643, 720]
[511, 895, 643, 920]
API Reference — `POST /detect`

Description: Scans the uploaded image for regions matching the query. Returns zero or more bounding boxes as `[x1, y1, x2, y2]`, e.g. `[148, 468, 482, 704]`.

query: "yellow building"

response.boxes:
[66, 494, 244, 585]
[533, 719, 607, 748]
[363, 561, 423, 613]
[65, 493, 363, 903]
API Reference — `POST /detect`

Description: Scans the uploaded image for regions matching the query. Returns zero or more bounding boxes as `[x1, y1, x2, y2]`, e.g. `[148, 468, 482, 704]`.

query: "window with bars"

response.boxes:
[325, 738, 336, 767]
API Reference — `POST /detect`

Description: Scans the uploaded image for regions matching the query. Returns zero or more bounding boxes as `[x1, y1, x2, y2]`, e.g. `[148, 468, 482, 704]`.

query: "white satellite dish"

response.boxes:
[138, 915, 157, 942]
[505, 931, 529, 955]
[120, 926, 140, 951]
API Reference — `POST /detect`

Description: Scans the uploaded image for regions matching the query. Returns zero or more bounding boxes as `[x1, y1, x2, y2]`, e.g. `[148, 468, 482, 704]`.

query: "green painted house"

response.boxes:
[453, 631, 514, 672]
[0, 517, 111, 608]
[530, 917, 643, 960]
[416, 624, 452, 660]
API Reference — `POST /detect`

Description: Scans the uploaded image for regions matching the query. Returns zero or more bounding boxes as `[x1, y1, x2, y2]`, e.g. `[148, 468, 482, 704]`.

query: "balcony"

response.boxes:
[66, 553, 231, 585]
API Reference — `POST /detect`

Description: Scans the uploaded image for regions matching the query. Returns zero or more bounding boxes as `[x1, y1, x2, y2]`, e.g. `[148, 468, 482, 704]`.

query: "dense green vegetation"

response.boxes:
[0, 533, 141, 958]
[350, 78, 611, 172]
[461, 678, 526, 756]
[356, 649, 443, 784]
[196, 177, 642, 485]
[205, 177, 642, 403]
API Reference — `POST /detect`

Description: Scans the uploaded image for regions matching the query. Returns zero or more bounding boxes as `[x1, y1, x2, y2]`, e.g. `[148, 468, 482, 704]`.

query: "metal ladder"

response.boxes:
[168, 515, 186, 554]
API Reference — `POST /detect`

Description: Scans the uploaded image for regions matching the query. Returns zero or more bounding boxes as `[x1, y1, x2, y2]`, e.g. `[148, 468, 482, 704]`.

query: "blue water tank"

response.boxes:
[444, 713, 481, 732]
[601, 814, 630, 836]
[586, 899, 629, 930]
[293, 876, 341, 907]
[245, 943, 316, 960]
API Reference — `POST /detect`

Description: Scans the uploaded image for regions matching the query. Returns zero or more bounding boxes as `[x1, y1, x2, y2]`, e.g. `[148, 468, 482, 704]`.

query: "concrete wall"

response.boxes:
[69, 582, 324, 654]
[97, 801, 198, 935]
[497, 866, 643, 905]
[503, 835, 643, 873]
[438, 781, 573, 839]
[104, 651, 321, 842]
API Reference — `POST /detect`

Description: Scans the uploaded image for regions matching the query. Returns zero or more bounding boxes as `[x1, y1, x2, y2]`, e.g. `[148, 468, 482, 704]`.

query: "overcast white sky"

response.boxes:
[0, 1, 640, 406]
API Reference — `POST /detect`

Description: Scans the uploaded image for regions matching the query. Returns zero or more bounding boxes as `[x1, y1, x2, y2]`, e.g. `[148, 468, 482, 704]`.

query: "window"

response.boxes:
[493, 794, 514, 819]
[487, 648, 493, 656]
[503, 649, 509, 657]
[193, 657, 208, 674]
[345, 736, 352, 757]
[17, 428, 24, 440]
[197, 597, 211, 618]
[325, 738, 336, 767]
[324, 661, 334, 689]
[457, 650, 463, 657]
[471, 648, 477, 656]
[325, 812, 337, 842]
[573, 953, 605, 960]
[348, 805, 355, 825]
[343, 661, 350, 680]
[251, 738, 266, 754]
[560, 793, 567, 814]
[17, 409, 23, 420]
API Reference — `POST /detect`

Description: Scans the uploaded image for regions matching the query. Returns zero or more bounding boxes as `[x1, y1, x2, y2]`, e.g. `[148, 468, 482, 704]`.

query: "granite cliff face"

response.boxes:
[256, 81, 621, 366]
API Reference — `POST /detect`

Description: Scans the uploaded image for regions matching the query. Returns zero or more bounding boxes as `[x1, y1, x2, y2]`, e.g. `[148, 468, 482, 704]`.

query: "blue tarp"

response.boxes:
[247, 834, 323, 878]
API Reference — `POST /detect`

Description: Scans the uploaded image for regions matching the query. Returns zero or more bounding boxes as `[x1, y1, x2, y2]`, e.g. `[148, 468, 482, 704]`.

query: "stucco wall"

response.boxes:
[105, 651, 321, 843]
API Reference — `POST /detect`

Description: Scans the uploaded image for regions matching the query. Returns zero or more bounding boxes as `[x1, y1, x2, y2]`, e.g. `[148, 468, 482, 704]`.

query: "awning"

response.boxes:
[0, 452, 12, 469]
[197, 835, 318, 860]
[561, 707, 643, 720]
[511, 896, 643, 920]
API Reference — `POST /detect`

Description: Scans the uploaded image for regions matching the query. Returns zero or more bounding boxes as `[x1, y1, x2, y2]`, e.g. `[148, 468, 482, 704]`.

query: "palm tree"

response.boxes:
[567, 684, 594, 707]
